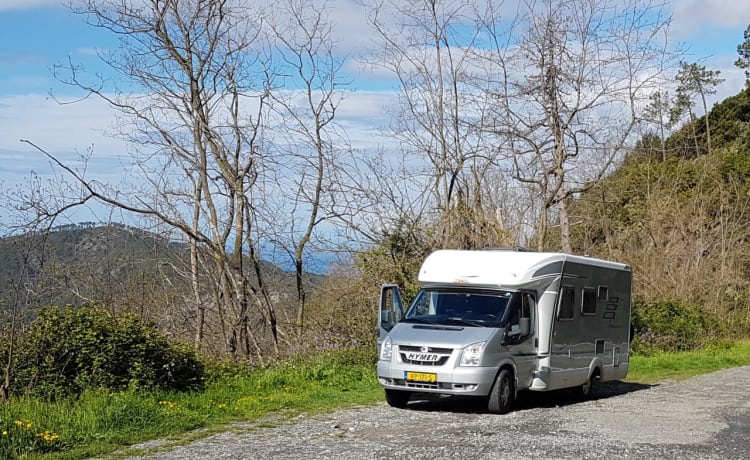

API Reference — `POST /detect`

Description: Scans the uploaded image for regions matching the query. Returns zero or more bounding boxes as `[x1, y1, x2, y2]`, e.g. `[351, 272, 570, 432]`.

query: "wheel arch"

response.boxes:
[493, 359, 519, 397]
[588, 358, 603, 382]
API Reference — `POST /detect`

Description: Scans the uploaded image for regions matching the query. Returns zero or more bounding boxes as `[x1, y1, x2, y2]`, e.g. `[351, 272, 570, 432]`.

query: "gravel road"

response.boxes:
[122, 366, 750, 460]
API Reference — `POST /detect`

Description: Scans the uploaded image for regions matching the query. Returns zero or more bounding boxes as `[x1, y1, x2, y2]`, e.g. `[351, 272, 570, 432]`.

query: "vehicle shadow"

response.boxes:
[404, 380, 655, 414]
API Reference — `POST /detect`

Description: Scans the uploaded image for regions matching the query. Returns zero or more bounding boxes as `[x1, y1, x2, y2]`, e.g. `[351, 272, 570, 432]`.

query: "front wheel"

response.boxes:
[488, 368, 514, 414]
[384, 389, 411, 408]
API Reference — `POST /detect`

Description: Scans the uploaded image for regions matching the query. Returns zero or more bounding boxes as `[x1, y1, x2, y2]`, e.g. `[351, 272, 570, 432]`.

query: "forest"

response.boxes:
[2, 0, 750, 402]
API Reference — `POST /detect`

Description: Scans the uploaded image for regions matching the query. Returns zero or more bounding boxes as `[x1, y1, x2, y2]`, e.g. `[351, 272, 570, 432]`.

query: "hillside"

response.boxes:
[0, 224, 189, 309]
[569, 87, 750, 334]
[0, 224, 321, 314]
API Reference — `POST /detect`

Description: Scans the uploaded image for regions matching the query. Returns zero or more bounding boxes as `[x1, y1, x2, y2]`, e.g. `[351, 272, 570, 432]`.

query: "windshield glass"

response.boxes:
[403, 288, 513, 327]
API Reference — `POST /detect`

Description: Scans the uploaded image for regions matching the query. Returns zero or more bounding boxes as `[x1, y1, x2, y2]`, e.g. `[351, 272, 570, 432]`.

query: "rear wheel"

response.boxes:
[384, 389, 411, 408]
[488, 368, 514, 414]
[576, 370, 599, 400]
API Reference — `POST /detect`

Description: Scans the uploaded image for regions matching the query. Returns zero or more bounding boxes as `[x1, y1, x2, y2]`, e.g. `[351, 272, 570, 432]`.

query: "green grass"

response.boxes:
[626, 340, 750, 382]
[3, 342, 750, 459]
[0, 349, 384, 460]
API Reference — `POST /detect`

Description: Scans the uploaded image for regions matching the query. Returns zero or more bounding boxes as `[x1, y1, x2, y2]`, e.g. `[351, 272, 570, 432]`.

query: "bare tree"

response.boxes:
[264, 0, 350, 340]
[0, 170, 96, 402]
[16, 0, 349, 359]
[365, 0, 505, 249]
[477, 0, 674, 252]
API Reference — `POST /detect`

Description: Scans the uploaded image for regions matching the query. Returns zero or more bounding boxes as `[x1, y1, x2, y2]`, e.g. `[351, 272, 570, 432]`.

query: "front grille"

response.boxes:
[398, 345, 453, 366]
[399, 345, 452, 354]
[405, 381, 440, 390]
[401, 355, 449, 366]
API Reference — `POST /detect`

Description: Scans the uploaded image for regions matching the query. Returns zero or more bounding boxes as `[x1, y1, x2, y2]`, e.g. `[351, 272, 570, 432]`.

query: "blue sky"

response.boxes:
[1, 0, 750, 227]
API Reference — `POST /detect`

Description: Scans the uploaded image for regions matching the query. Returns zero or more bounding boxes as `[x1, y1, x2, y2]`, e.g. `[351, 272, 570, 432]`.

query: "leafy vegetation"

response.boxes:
[570, 87, 750, 346]
[631, 299, 724, 355]
[11, 306, 204, 399]
[0, 342, 748, 459]
[0, 347, 380, 459]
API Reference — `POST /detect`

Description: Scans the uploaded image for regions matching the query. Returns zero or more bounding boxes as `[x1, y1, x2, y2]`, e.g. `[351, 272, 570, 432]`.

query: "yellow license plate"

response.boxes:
[405, 371, 437, 382]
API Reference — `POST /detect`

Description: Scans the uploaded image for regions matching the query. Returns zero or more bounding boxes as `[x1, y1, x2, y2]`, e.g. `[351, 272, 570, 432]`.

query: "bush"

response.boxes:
[631, 299, 723, 355]
[12, 305, 204, 398]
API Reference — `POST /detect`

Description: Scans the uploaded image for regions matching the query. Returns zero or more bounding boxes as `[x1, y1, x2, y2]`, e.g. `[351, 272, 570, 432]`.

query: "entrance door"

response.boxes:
[378, 284, 404, 355]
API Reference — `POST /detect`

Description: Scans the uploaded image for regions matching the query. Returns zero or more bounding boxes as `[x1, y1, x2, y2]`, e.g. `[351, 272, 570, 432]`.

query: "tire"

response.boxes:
[576, 370, 599, 400]
[488, 368, 514, 414]
[384, 389, 411, 409]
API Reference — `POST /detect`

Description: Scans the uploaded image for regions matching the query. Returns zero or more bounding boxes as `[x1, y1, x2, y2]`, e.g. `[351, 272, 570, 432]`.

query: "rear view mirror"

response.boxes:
[520, 317, 530, 336]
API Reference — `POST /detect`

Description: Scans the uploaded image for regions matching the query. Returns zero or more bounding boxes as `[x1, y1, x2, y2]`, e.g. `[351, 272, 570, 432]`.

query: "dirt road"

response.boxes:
[123, 365, 750, 459]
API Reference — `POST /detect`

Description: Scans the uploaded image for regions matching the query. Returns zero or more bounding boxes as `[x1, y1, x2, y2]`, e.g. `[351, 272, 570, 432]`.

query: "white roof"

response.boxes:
[418, 249, 629, 288]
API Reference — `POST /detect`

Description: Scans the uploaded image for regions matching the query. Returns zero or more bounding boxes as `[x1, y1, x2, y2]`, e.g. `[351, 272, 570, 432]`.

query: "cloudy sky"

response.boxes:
[1, 0, 749, 226]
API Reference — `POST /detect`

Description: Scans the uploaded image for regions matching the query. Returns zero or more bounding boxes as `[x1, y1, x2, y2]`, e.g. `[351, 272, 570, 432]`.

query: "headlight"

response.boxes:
[459, 341, 486, 367]
[380, 336, 393, 361]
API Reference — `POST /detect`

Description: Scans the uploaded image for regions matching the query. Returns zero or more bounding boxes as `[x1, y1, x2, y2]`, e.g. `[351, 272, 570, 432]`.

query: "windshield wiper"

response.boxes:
[441, 317, 485, 327]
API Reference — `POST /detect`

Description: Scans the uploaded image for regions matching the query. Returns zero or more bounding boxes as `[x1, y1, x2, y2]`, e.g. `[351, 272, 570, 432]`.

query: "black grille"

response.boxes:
[399, 345, 452, 354]
[400, 354, 449, 366]
[399, 345, 453, 366]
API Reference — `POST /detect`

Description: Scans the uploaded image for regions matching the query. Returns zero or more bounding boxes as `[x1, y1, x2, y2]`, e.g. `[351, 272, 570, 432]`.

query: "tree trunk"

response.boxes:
[558, 195, 572, 253]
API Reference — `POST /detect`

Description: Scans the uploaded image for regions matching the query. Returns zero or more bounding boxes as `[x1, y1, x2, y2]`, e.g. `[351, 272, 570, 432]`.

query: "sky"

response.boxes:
[1, 0, 750, 229]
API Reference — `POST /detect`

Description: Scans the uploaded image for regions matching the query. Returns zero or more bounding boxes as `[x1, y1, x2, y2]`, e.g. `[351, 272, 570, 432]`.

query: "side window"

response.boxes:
[521, 292, 535, 334]
[412, 294, 430, 316]
[380, 286, 403, 331]
[582, 288, 597, 315]
[411, 291, 438, 316]
[558, 286, 575, 320]
[598, 285, 609, 301]
[521, 293, 534, 321]
[507, 292, 534, 341]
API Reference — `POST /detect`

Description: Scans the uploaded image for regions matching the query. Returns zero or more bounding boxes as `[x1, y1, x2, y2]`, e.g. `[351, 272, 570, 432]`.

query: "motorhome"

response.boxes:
[377, 249, 632, 414]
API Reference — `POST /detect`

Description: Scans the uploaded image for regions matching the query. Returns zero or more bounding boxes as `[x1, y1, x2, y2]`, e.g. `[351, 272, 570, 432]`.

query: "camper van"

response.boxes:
[377, 249, 632, 414]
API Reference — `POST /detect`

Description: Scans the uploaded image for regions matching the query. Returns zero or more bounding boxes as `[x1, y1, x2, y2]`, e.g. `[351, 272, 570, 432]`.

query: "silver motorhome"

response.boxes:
[377, 249, 632, 413]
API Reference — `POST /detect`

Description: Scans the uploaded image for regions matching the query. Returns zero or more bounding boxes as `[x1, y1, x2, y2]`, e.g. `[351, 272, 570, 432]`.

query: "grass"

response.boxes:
[0, 348, 384, 460]
[626, 340, 750, 382]
[3, 342, 750, 459]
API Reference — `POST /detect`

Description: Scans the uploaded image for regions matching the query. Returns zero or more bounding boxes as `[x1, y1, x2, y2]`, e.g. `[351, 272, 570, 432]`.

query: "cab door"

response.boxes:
[378, 284, 404, 354]
[504, 291, 537, 390]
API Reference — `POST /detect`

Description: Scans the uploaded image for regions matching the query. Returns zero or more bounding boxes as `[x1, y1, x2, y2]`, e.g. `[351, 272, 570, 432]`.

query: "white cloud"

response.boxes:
[0, 93, 122, 154]
[701, 55, 747, 107]
[670, 0, 750, 37]
[0, 0, 59, 11]
[327, 0, 379, 53]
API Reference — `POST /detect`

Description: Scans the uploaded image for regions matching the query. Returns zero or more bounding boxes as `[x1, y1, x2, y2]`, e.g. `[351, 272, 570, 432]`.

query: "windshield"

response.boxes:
[403, 288, 513, 327]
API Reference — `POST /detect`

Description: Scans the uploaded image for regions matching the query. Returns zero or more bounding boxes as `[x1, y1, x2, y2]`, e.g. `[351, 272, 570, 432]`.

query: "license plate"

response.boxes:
[405, 371, 437, 382]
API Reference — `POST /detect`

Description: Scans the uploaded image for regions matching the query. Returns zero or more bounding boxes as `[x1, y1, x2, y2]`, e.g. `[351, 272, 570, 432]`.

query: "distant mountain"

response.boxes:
[0, 224, 324, 310]
[0, 224, 188, 308]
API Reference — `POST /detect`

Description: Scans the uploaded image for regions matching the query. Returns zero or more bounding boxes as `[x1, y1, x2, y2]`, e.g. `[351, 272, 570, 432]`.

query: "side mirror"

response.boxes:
[386, 310, 396, 326]
[520, 317, 530, 336]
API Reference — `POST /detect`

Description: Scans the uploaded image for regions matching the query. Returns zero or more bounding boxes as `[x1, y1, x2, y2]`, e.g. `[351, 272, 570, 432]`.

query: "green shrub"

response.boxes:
[631, 299, 723, 355]
[12, 305, 204, 398]
[719, 147, 750, 184]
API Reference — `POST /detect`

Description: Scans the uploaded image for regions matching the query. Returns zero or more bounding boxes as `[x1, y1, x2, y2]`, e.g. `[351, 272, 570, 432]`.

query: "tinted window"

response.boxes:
[558, 286, 575, 320]
[582, 288, 597, 315]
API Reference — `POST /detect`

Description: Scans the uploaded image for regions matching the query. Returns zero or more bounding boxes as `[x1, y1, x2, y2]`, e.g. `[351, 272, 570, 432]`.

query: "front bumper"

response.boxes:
[377, 360, 497, 396]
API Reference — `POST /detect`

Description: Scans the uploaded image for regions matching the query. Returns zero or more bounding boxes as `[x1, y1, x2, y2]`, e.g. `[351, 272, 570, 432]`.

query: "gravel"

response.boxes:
[120, 365, 750, 460]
